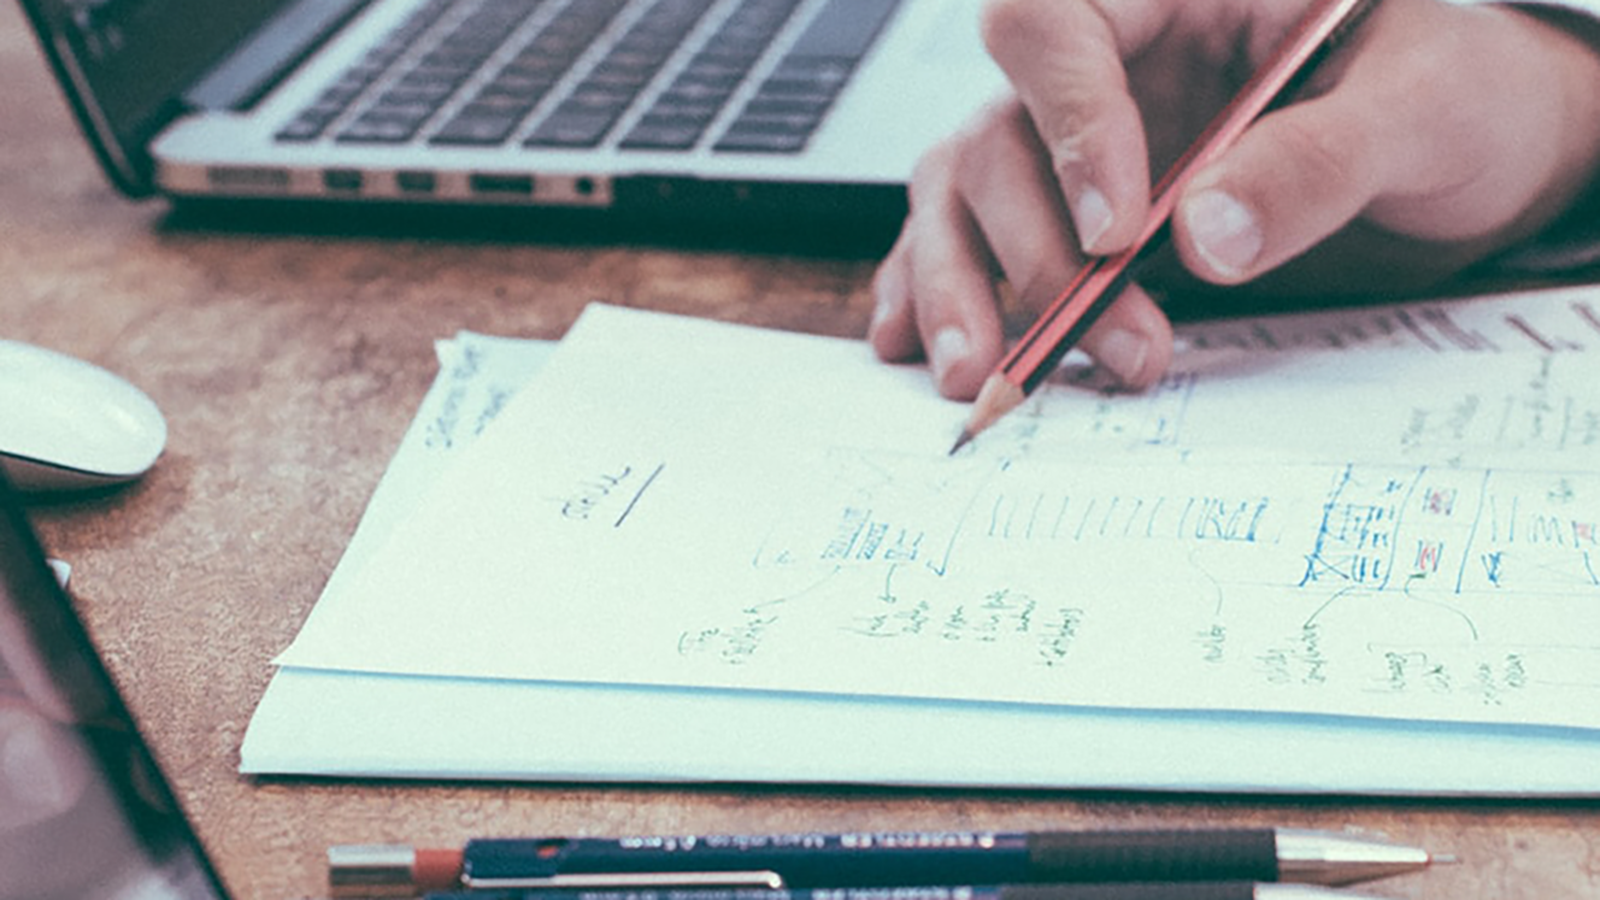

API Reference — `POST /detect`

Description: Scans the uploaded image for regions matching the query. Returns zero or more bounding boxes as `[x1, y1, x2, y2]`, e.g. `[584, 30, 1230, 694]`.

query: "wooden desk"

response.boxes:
[3, 6, 1597, 899]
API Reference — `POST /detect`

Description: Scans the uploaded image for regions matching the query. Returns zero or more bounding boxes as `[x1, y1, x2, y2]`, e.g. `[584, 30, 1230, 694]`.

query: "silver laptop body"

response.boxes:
[26, 0, 1004, 222]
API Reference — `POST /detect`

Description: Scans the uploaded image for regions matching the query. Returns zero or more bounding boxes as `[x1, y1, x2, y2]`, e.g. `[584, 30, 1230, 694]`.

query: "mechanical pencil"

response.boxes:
[328, 828, 1442, 896]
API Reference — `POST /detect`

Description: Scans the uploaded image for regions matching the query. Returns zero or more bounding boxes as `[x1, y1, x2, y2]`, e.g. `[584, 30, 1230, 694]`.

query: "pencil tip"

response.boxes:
[948, 430, 973, 456]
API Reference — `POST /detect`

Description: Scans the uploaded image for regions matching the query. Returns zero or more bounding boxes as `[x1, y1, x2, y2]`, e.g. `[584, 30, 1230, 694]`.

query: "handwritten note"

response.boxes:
[296, 331, 554, 620]
[277, 302, 1600, 733]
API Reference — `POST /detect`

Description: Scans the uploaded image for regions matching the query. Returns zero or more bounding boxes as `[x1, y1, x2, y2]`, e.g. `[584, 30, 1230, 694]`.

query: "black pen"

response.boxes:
[418, 884, 1390, 900]
[328, 828, 1443, 896]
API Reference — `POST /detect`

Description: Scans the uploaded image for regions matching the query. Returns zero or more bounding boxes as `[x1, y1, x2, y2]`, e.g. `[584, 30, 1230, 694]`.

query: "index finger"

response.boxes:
[979, 0, 1157, 254]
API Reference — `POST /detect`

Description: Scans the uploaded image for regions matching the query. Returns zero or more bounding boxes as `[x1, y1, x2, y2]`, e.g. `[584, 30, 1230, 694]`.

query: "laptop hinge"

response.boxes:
[185, 0, 373, 111]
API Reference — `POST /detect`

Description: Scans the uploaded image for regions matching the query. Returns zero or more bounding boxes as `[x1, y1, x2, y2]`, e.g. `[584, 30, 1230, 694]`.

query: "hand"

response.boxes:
[870, 0, 1600, 398]
[0, 698, 128, 898]
[0, 704, 90, 831]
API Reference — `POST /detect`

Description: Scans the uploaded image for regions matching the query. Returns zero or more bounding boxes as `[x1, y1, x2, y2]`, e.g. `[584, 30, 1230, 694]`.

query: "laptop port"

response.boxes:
[322, 169, 363, 192]
[396, 171, 436, 194]
[469, 173, 534, 195]
[207, 166, 290, 191]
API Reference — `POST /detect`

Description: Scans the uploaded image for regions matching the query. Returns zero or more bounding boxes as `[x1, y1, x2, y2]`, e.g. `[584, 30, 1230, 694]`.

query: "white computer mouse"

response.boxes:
[0, 339, 167, 492]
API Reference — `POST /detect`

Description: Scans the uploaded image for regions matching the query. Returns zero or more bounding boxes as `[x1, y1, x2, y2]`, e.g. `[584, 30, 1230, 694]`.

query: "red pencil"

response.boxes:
[950, 0, 1383, 454]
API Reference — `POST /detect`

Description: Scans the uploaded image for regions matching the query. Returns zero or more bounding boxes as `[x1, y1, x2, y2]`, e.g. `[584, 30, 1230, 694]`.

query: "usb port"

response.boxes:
[469, 173, 535, 195]
[396, 171, 436, 194]
[323, 169, 363, 192]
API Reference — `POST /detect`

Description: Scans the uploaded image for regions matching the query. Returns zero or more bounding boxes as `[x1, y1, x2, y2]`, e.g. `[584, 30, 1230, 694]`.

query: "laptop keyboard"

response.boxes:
[274, 0, 903, 154]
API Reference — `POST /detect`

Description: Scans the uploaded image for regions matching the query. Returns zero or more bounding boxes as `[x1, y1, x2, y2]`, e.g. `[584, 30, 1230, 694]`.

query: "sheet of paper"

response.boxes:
[1172, 283, 1600, 354]
[242, 666, 1600, 794]
[274, 299, 1600, 733]
[245, 289, 1600, 792]
[303, 330, 556, 612]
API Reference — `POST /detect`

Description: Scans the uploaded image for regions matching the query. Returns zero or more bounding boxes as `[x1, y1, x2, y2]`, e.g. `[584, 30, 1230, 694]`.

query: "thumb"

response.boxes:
[1173, 93, 1387, 284]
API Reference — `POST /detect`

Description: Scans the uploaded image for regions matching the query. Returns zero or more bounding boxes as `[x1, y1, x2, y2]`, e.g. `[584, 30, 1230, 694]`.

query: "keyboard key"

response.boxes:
[525, 111, 618, 147]
[431, 109, 526, 144]
[338, 111, 429, 143]
[712, 125, 808, 153]
[620, 113, 713, 150]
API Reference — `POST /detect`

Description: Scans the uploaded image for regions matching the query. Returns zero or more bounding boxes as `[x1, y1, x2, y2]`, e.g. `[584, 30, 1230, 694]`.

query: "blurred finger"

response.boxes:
[0, 708, 90, 828]
[954, 99, 1173, 388]
[868, 232, 921, 363]
[895, 140, 1008, 400]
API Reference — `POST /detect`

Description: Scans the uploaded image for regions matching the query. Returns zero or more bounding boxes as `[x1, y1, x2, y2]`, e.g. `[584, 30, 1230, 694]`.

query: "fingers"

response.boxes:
[979, 0, 1154, 255]
[875, 0, 1600, 404]
[871, 99, 1174, 398]
[871, 124, 1007, 401]
[953, 102, 1172, 388]
[1171, 0, 1600, 286]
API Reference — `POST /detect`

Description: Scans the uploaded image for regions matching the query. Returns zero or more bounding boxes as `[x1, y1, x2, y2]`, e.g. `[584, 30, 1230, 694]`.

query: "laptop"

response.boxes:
[17, 0, 1004, 226]
[0, 469, 230, 900]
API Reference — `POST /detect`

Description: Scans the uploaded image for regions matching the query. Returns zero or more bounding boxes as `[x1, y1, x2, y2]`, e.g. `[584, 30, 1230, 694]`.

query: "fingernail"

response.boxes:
[868, 293, 893, 338]
[1185, 189, 1263, 278]
[1094, 328, 1150, 385]
[930, 326, 971, 387]
[1071, 185, 1114, 254]
[869, 259, 909, 343]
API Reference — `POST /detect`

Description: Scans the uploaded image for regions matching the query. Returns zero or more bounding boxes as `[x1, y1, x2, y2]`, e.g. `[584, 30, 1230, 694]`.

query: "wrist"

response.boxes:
[1474, 3, 1600, 272]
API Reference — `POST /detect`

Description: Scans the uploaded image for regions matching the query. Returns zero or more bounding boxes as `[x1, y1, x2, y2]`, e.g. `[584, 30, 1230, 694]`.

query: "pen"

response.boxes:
[328, 828, 1442, 896]
[950, 0, 1384, 453]
[417, 885, 1391, 900]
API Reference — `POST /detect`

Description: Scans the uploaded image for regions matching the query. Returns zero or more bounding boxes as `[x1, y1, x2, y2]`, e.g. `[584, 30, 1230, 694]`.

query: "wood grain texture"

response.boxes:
[1, 6, 1596, 898]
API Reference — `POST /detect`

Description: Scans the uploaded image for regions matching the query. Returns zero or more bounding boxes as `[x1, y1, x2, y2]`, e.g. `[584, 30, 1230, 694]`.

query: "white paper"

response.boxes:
[243, 667, 1600, 794]
[274, 301, 1600, 731]
[245, 288, 1600, 792]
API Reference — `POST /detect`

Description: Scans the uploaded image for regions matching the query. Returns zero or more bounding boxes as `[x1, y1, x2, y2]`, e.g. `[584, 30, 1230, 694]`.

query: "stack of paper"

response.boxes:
[242, 286, 1600, 794]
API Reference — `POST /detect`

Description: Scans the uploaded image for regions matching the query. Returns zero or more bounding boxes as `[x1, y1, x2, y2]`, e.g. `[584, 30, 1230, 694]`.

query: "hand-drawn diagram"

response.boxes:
[277, 304, 1600, 733]
[678, 440, 1600, 725]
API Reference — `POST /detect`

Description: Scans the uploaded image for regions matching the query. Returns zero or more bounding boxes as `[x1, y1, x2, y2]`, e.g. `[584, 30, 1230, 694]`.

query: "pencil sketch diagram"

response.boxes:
[676, 442, 1600, 723]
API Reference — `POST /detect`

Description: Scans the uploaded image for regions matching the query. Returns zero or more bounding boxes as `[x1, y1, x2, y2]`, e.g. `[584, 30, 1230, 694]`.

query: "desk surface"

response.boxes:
[3, 7, 1598, 899]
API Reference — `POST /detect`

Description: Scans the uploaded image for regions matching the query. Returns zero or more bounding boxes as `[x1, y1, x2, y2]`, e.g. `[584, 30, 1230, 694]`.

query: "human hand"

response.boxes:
[0, 693, 131, 899]
[870, 0, 1600, 398]
[0, 703, 90, 831]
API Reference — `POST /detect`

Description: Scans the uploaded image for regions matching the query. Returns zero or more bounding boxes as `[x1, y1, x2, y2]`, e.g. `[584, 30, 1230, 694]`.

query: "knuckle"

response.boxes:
[910, 99, 1023, 210]
[1268, 115, 1373, 201]
[907, 141, 960, 211]
[979, 0, 1038, 57]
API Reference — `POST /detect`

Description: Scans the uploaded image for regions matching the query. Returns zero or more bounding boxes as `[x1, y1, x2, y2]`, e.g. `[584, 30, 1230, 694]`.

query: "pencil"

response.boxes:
[950, 0, 1384, 454]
